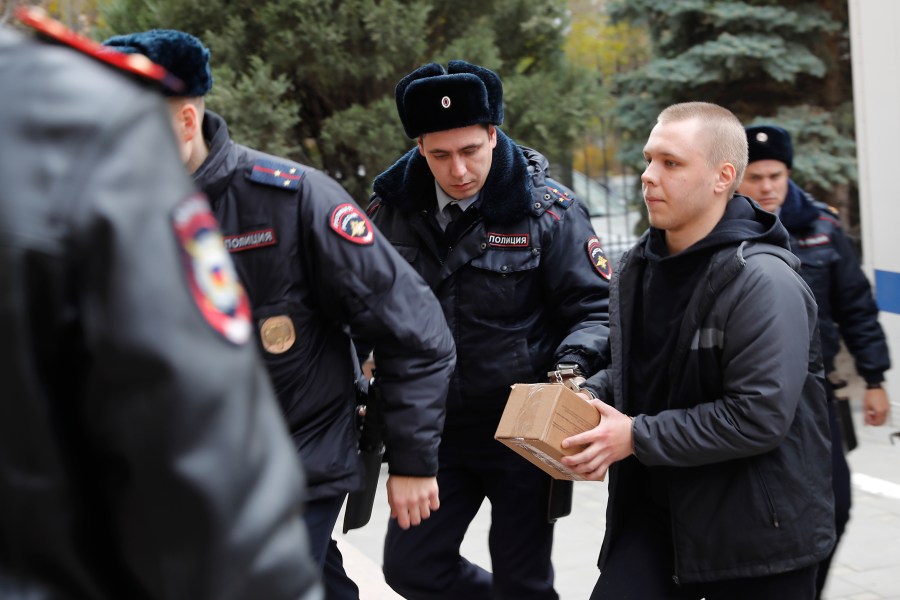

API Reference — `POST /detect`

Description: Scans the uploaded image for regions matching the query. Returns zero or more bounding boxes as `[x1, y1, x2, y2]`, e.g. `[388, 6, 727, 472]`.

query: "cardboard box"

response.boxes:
[495, 383, 601, 481]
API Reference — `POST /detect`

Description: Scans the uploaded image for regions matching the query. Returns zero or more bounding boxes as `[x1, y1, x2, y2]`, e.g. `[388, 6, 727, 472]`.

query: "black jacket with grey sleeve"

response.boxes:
[584, 196, 835, 583]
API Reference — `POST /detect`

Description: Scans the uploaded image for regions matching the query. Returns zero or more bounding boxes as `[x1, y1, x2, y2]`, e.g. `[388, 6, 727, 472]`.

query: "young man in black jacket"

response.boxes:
[563, 102, 835, 600]
[739, 124, 891, 598]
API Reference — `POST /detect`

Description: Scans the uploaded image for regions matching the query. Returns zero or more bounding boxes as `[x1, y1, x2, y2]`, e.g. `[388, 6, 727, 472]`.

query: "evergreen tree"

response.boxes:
[607, 0, 857, 218]
[99, 0, 601, 201]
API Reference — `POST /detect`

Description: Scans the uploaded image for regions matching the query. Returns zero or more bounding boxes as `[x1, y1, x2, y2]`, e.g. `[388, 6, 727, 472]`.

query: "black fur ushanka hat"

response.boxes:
[395, 60, 504, 138]
[746, 124, 794, 169]
[103, 29, 212, 98]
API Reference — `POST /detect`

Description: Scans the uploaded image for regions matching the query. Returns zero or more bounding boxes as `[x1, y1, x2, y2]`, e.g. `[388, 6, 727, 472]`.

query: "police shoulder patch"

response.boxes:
[172, 194, 252, 344]
[247, 158, 304, 191]
[586, 236, 612, 280]
[330, 203, 375, 245]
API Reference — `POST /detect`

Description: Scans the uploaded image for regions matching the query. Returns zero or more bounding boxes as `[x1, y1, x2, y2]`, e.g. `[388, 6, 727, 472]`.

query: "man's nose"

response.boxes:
[450, 155, 466, 178]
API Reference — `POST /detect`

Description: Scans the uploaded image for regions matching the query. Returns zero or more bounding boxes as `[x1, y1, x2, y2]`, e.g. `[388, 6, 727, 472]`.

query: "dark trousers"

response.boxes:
[382, 425, 558, 600]
[815, 390, 852, 598]
[591, 505, 818, 600]
[304, 494, 360, 600]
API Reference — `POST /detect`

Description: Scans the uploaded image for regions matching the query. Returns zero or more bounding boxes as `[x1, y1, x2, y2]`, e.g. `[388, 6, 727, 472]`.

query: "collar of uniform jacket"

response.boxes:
[373, 128, 535, 225]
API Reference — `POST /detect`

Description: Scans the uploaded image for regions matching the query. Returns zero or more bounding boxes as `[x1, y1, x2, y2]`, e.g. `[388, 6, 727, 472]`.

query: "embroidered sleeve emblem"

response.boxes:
[587, 236, 612, 280]
[172, 194, 251, 344]
[330, 203, 375, 245]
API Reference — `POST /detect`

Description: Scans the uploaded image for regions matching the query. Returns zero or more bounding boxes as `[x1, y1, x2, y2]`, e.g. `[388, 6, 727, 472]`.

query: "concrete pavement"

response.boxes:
[336, 367, 900, 599]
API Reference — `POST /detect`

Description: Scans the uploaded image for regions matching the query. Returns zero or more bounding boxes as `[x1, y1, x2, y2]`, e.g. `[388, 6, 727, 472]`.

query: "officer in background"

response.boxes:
[0, 10, 321, 599]
[368, 61, 610, 599]
[738, 124, 892, 598]
[102, 29, 456, 600]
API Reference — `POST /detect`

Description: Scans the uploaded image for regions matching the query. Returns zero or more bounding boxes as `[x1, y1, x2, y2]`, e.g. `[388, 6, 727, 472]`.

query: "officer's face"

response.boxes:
[738, 160, 790, 213]
[418, 125, 497, 200]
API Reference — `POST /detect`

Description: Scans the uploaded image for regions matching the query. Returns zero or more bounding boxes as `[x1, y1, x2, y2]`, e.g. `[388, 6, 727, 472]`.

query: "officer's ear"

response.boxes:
[167, 98, 202, 143]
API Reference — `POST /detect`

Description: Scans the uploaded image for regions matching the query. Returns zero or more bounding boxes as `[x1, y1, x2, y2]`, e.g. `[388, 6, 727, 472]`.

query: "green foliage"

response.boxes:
[208, 57, 301, 160]
[99, 0, 598, 201]
[606, 0, 856, 210]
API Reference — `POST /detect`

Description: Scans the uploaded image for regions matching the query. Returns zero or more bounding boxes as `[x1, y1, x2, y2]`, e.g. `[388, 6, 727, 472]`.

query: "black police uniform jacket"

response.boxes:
[369, 130, 610, 426]
[194, 112, 455, 500]
[584, 198, 835, 583]
[0, 27, 320, 599]
[779, 180, 890, 381]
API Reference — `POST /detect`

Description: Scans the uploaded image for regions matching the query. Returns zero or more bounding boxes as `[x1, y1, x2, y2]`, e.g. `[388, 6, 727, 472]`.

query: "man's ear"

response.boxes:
[170, 100, 200, 144]
[715, 162, 737, 194]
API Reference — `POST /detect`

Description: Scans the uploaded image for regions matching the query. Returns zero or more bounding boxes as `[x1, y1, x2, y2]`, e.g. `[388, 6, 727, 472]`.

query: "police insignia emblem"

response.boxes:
[586, 236, 612, 280]
[329, 203, 375, 245]
[259, 315, 296, 354]
[172, 194, 251, 344]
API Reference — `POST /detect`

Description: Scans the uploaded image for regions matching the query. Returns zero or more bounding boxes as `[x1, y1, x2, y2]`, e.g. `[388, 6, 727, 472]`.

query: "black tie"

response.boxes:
[444, 202, 465, 244]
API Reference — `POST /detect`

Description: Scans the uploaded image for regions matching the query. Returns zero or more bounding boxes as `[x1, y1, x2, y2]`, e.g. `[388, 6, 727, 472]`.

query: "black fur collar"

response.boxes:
[372, 129, 535, 225]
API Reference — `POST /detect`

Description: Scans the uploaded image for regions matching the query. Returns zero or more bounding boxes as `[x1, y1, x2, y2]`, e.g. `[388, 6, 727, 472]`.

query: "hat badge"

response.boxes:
[441, 95, 451, 109]
[756, 132, 769, 143]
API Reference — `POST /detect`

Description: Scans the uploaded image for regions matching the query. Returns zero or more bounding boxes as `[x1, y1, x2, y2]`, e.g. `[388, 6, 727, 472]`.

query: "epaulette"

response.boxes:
[545, 184, 574, 209]
[16, 6, 183, 94]
[247, 158, 304, 191]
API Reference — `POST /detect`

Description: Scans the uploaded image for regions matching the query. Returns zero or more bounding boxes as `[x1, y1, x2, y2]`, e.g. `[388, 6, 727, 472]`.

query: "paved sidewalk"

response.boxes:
[337, 370, 900, 599]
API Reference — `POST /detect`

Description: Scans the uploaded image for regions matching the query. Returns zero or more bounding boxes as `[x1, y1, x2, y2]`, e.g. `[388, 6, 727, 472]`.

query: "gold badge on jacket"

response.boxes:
[259, 315, 296, 354]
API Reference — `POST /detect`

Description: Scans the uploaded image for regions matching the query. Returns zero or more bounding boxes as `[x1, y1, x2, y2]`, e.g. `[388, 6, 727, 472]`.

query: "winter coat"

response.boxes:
[194, 112, 455, 499]
[586, 197, 835, 583]
[368, 130, 609, 426]
[779, 180, 890, 381]
[0, 26, 320, 599]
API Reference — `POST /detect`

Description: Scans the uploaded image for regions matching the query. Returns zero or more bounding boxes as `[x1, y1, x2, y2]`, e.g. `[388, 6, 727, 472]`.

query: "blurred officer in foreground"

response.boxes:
[102, 29, 456, 599]
[0, 9, 321, 599]
[739, 124, 891, 598]
[368, 61, 610, 599]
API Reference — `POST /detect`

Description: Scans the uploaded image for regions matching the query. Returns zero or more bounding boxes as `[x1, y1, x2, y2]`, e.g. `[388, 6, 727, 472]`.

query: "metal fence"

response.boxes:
[572, 170, 641, 268]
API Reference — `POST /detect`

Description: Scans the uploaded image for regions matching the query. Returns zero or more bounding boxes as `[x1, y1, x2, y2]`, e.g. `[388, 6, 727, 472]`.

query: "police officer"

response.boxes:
[1, 9, 321, 599]
[102, 29, 456, 599]
[368, 61, 611, 599]
[738, 124, 892, 598]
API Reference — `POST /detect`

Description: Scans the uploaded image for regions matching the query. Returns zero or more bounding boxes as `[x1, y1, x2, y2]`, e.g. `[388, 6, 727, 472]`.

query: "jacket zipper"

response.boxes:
[753, 464, 780, 528]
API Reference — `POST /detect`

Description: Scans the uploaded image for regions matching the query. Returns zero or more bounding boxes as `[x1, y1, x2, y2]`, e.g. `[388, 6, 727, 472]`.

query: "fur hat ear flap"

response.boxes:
[395, 61, 504, 139]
